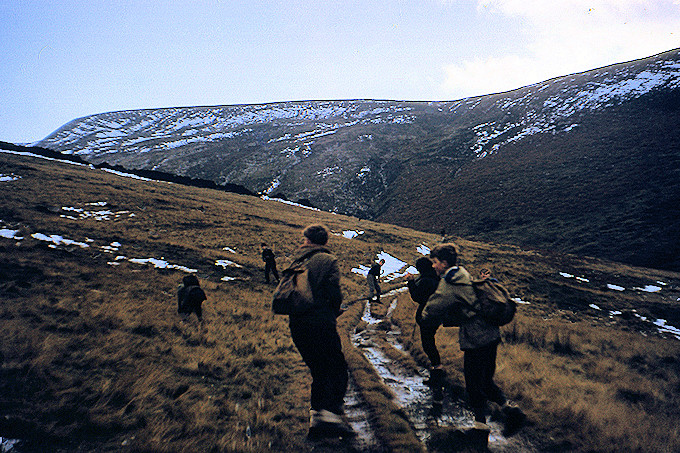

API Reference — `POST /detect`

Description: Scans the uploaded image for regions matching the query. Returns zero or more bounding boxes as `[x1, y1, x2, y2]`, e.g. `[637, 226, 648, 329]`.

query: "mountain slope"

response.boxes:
[35, 48, 680, 270]
[3, 150, 680, 452]
[381, 88, 680, 271]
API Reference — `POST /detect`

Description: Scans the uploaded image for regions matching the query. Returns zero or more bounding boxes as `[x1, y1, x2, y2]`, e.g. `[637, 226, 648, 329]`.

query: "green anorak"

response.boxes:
[421, 266, 501, 350]
[288, 244, 343, 324]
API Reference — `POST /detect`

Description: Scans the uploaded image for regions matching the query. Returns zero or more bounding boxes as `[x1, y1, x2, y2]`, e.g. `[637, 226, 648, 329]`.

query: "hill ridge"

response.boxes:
[30, 48, 680, 272]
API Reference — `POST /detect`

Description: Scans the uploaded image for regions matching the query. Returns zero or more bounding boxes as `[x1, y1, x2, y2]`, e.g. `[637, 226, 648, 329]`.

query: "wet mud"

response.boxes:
[352, 294, 536, 452]
[343, 378, 385, 452]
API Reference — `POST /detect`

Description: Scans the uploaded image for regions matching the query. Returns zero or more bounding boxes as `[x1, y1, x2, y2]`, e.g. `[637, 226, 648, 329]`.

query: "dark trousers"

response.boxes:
[367, 275, 380, 302]
[416, 306, 441, 368]
[264, 261, 279, 282]
[290, 318, 348, 414]
[420, 325, 441, 368]
[464, 341, 506, 422]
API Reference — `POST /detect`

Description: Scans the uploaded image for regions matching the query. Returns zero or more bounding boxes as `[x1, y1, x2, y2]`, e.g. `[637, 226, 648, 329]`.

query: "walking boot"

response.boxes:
[467, 421, 490, 449]
[308, 409, 355, 440]
[501, 401, 526, 437]
[424, 367, 445, 386]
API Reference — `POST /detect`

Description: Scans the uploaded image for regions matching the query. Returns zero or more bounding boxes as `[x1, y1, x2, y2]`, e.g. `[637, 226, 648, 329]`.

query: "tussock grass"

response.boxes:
[393, 297, 680, 452]
[2, 152, 680, 451]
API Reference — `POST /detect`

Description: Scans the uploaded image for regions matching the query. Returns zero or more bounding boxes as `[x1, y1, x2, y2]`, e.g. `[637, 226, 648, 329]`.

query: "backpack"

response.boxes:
[466, 278, 516, 326]
[179, 285, 206, 313]
[441, 302, 471, 327]
[271, 251, 320, 315]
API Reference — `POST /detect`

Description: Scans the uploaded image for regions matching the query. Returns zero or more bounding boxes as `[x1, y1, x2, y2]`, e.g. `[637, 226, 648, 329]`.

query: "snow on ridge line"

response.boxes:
[42, 101, 413, 149]
[471, 59, 680, 156]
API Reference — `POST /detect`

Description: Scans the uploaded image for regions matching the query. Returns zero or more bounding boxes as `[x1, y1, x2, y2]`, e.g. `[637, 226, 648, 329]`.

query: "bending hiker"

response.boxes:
[177, 274, 207, 321]
[366, 258, 384, 303]
[421, 243, 525, 436]
[261, 242, 280, 284]
[406, 257, 442, 387]
[287, 224, 353, 439]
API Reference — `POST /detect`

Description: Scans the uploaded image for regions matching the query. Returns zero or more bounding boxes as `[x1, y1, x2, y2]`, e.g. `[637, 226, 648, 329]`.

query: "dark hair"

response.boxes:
[430, 243, 458, 267]
[303, 224, 329, 245]
[415, 257, 436, 276]
[183, 274, 200, 286]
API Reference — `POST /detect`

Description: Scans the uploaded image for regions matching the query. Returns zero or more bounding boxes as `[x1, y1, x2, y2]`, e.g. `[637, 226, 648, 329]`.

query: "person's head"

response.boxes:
[415, 256, 436, 276]
[183, 274, 200, 287]
[430, 243, 458, 275]
[378, 259, 385, 265]
[303, 223, 329, 246]
[261, 242, 266, 248]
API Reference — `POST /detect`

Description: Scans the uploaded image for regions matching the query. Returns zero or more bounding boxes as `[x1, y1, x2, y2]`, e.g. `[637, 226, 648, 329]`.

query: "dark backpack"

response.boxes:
[179, 285, 206, 313]
[466, 278, 516, 326]
[271, 251, 320, 315]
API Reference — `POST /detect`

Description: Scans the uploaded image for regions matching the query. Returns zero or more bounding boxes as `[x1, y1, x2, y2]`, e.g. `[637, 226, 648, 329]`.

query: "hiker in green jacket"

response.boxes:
[421, 243, 525, 436]
[287, 224, 353, 439]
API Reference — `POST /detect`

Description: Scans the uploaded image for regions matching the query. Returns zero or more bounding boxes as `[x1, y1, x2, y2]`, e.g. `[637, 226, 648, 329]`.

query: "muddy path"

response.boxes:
[303, 377, 385, 453]
[351, 291, 537, 452]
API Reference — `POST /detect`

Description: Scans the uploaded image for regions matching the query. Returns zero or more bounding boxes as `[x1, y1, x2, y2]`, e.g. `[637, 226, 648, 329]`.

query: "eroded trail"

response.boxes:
[352, 293, 536, 452]
[343, 378, 384, 451]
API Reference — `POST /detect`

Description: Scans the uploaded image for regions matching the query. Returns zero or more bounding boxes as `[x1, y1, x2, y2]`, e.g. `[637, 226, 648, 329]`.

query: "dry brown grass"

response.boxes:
[392, 296, 680, 452]
[2, 151, 680, 452]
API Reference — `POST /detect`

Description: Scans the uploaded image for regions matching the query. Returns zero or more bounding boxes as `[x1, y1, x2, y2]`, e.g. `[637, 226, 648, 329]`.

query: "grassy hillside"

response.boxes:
[1, 151, 680, 452]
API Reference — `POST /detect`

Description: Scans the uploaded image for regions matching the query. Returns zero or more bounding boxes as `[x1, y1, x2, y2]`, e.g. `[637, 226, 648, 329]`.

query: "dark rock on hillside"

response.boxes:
[33, 49, 680, 271]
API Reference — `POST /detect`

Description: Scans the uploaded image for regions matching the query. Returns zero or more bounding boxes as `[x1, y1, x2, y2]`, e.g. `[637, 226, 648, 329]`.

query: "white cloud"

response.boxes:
[443, 54, 547, 97]
[443, 0, 680, 98]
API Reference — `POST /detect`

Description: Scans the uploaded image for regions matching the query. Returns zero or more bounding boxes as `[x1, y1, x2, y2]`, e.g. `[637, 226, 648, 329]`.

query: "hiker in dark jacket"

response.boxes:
[177, 274, 207, 321]
[406, 257, 442, 387]
[287, 224, 352, 439]
[367, 258, 384, 303]
[421, 243, 524, 436]
[261, 243, 279, 283]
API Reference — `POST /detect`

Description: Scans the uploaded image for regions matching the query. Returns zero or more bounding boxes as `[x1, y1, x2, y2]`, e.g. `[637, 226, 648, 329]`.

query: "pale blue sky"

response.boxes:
[1, 0, 679, 144]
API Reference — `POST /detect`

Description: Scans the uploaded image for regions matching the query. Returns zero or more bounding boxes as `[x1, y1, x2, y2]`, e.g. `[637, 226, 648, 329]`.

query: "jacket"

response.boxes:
[421, 266, 500, 350]
[407, 259, 440, 325]
[262, 248, 276, 263]
[288, 244, 343, 324]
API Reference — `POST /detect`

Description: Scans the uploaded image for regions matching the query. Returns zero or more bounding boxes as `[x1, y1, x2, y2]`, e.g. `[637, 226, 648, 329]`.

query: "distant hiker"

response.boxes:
[367, 258, 384, 303]
[406, 257, 442, 391]
[261, 243, 280, 284]
[177, 274, 207, 321]
[287, 224, 353, 439]
[421, 243, 525, 436]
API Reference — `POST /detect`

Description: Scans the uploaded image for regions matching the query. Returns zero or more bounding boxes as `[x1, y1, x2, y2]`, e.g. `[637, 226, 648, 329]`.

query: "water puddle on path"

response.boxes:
[352, 296, 533, 452]
[343, 378, 383, 452]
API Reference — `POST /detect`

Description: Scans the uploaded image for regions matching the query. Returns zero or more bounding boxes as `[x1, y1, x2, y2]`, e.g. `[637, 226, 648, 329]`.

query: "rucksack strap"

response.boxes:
[287, 247, 329, 269]
[447, 280, 481, 313]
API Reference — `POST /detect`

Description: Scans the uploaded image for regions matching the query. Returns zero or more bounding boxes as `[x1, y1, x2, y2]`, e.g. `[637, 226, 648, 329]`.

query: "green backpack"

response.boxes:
[271, 250, 321, 315]
[449, 278, 516, 326]
[466, 278, 516, 326]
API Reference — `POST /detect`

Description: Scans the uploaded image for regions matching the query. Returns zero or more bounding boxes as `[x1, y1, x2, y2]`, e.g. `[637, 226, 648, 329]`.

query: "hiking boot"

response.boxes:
[424, 368, 445, 386]
[467, 421, 490, 448]
[432, 384, 444, 404]
[472, 421, 490, 432]
[308, 409, 355, 440]
[502, 403, 526, 437]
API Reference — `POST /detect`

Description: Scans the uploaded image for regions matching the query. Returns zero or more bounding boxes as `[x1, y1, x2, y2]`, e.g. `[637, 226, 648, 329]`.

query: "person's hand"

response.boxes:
[479, 268, 491, 279]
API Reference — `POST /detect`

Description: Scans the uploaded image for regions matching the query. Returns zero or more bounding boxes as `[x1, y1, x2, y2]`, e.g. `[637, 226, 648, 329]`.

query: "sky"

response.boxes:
[1, 0, 679, 145]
